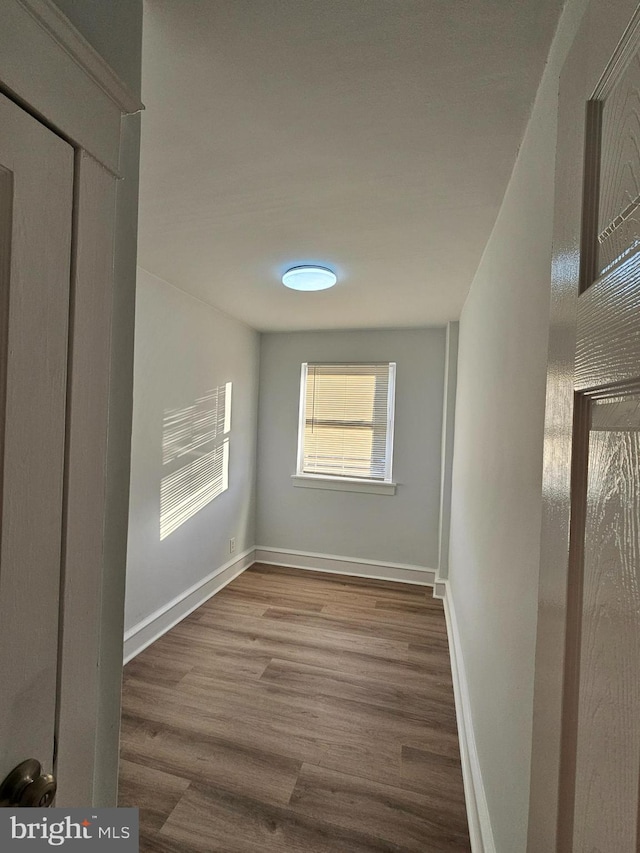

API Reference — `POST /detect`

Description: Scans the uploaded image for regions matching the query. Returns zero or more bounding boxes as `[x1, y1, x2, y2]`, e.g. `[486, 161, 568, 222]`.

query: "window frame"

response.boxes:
[294, 362, 397, 495]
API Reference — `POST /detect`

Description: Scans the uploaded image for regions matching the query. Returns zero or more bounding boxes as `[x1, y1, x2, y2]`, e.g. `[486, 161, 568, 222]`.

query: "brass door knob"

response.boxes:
[0, 759, 57, 808]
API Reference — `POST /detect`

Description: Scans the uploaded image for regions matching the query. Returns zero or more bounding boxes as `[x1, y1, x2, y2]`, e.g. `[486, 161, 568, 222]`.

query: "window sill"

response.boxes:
[291, 474, 396, 495]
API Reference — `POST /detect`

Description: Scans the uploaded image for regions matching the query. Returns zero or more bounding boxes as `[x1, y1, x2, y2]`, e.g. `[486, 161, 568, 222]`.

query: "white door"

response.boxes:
[529, 2, 640, 850]
[0, 92, 73, 800]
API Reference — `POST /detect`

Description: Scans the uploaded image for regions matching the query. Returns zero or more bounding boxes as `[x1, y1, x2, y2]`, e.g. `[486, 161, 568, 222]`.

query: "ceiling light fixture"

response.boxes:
[282, 265, 337, 291]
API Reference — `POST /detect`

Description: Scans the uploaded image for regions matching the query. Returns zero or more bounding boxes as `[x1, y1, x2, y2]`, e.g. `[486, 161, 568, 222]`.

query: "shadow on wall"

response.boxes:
[160, 382, 232, 539]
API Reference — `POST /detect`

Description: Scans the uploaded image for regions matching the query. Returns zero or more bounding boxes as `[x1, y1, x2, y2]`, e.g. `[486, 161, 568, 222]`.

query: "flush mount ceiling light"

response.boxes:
[282, 265, 337, 291]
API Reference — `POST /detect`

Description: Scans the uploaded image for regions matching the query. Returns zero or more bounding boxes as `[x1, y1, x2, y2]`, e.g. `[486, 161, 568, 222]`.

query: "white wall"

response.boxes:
[256, 329, 445, 568]
[125, 269, 260, 634]
[447, 0, 590, 849]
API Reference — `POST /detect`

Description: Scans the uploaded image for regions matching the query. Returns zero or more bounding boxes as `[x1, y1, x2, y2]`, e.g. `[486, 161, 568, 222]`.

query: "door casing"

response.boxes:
[0, 0, 143, 807]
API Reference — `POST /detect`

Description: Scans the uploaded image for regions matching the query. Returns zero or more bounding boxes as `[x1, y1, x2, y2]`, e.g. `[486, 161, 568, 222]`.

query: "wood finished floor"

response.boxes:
[118, 564, 471, 853]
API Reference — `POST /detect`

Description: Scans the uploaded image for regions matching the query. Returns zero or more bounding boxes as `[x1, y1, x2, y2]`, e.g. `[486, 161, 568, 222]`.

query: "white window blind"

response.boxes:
[297, 362, 396, 481]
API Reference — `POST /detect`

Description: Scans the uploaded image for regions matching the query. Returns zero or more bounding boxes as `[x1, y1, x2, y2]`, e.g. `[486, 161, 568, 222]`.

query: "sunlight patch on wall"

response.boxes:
[160, 383, 232, 540]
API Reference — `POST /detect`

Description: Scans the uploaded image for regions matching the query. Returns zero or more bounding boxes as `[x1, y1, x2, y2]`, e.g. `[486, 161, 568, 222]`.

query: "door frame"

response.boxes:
[0, 0, 143, 806]
[528, 1, 640, 850]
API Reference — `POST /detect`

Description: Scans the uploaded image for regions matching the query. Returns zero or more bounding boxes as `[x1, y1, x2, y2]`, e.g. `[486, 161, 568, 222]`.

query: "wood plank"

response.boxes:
[191, 596, 269, 619]
[220, 585, 327, 613]
[120, 674, 406, 787]
[247, 563, 432, 603]
[118, 758, 190, 833]
[122, 655, 194, 688]
[289, 763, 470, 853]
[260, 658, 456, 718]
[158, 780, 412, 853]
[260, 606, 448, 646]
[401, 746, 467, 802]
[120, 563, 469, 850]
[135, 634, 271, 682]
[120, 719, 302, 806]
[172, 609, 410, 665]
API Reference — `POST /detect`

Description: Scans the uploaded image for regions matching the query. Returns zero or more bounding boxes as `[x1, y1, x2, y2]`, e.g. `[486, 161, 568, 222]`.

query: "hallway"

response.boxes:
[119, 564, 470, 851]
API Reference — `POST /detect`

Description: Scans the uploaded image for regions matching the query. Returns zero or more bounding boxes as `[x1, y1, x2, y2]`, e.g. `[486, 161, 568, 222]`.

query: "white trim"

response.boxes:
[433, 580, 447, 599]
[296, 362, 308, 475]
[123, 547, 255, 664]
[440, 580, 496, 853]
[386, 361, 397, 481]
[0, 0, 143, 173]
[16, 0, 143, 113]
[2, 0, 140, 809]
[55, 152, 117, 806]
[291, 474, 397, 495]
[254, 546, 436, 586]
[296, 361, 396, 483]
[437, 321, 459, 580]
[125, 546, 437, 665]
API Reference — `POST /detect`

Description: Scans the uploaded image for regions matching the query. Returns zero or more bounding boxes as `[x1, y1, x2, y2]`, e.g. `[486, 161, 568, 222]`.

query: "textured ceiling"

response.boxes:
[138, 0, 564, 331]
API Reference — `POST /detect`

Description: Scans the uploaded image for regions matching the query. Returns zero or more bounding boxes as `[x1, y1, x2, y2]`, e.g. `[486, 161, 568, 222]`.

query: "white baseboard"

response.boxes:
[433, 579, 447, 599]
[440, 580, 496, 853]
[124, 546, 436, 664]
[254, 546, 436, 587]
[123, 547, 255, 663]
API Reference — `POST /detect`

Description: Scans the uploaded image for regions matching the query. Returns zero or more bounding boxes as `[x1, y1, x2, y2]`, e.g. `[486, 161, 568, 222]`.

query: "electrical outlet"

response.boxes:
[229, 537, 236, 554]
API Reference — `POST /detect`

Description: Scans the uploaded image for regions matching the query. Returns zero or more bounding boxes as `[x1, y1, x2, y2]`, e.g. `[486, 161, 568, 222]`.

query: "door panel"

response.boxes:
[529, 3, 640, 850]
[573, 395, 640, 852]
[597, 52, 640, 279]
[576, 256, 640, 390]
[0, 94, 73, 783]
[558, 11, 640, 851]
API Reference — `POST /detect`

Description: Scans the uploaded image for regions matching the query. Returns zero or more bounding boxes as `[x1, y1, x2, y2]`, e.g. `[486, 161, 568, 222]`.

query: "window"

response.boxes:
[294, 362, 396, 494]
